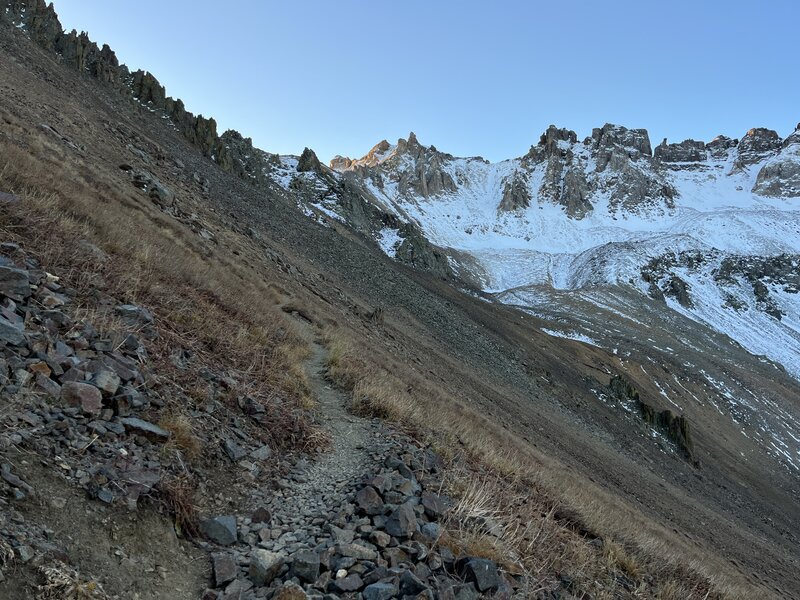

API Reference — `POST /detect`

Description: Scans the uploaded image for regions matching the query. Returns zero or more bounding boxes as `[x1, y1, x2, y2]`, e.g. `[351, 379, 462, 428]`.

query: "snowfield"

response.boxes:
[339, 136, 800, 379]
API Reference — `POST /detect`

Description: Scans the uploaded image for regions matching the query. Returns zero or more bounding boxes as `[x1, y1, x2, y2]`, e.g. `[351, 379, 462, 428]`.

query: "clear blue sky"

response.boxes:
[53, 0, 799, 164]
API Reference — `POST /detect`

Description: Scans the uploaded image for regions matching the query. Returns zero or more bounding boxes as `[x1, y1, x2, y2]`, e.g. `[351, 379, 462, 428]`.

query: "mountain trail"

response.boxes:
[248, 325, 400, 542]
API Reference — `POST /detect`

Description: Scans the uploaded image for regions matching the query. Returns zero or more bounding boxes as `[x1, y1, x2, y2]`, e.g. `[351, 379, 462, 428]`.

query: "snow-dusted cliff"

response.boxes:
[274, 123, 800, 381]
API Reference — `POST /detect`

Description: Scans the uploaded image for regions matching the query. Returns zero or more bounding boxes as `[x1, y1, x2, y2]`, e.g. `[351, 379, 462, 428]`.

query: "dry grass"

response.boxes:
[0, 138, 320, 454]
[158, 412, 202, 462]
[322, 327, 752, 599]
[155, 474, 200, 539]
[36, 562, 109, 599]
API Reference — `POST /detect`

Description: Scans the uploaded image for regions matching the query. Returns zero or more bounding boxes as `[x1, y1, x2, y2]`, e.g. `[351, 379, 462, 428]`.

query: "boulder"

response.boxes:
[458, 558, 501, 592]
[384, 502, 419, 538]
[211, 553, 238, 587]
[421, 490, 448, 519]
[61, 382, 103, 417]
[290, 549, 320, 583]
[249, 549, 284, 586]
[0, 315, 24, 346]
[0, 266, 30, 301]
[355, 485, 384, 515]
[201, 516, 238, 546]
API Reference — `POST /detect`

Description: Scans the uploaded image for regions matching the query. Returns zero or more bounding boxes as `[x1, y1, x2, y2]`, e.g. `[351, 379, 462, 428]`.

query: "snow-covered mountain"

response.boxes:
[271, 123, 800, 384]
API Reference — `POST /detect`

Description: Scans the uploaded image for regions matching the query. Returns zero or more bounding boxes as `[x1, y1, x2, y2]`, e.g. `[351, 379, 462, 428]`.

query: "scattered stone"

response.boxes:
[119, 417, 170, 440]
[0, 266, 31, 301]
[290, 549, 320, 583]
[355, 485, 384, 515]
[329, 573, 364, 593]
[250, 445, 272, 461]
[200, 515, 238, 546]
[252, 507, 271, 524]
[363, 581, 399, 600]
[385, 502, 418, 538]
[61, 381, 103, 417]
[459, 558, 501, 592]
[212, 553, 238, 587]
[249, 549, 284, 586]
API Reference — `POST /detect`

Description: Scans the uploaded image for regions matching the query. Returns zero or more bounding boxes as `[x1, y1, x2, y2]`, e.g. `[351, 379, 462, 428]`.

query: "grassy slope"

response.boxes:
[1, 21, 798, 598]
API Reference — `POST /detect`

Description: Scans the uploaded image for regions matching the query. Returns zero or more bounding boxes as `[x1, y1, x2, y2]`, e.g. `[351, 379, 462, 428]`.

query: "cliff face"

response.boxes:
[1, 0, 261, 175]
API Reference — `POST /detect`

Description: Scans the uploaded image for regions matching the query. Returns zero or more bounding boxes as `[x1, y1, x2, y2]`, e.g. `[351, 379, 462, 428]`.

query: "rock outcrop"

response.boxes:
[498, 171, 531, 211]
[654, 138, 706, 163]
[706, 135, 738, 159]
[734, 127, 782, 169]
[609, 376, 697, 465]
[753, 124, 800, 197]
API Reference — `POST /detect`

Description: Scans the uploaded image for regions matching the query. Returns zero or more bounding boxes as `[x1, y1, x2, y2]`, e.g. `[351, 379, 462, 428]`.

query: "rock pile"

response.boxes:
[198, 442, 515, 599]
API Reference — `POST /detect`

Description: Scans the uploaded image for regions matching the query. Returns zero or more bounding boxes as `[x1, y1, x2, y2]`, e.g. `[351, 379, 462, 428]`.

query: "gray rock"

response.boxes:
[290, 549, 320, 583]
[399, 569, 428, 596]
[0, 266, 30, 301]
[753, 142, 800, 197]
[224, 438, 247, 461]
[61, 381, 103, 417]
[707, 135, 738, 159]
[91, 369, 121, 396]
[329, 573, 363, 593]
[35, 373, 61, 398]
[15, 545, 34, 562]
[654, 138, 706, 162]
[420, 522, 441, 541]
[363, 581, 399, 600]
[355, 486, 384, 515]
[421, 490, 448, 519]
[115, 303, 153, 324]
[328, 525, 355, 544]
[498, 172, 531, 211]
[201, 515, 238, 546]
[296, 148, 323, 173]
[335, 542, 378, 561]
[459, 558, 501, 592]
[0, 315, 24, 346]
[249, 549, 284, 586]
[384, 502, 418, 538]
[212, 553, 238, 586]
[250, 445, 272, 461]
[369, 530, 391, 548]
[120, 417, 170, 440]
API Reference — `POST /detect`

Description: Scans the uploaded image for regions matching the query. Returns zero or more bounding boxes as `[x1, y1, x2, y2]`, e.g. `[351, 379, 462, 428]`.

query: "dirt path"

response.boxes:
[247, 335, 398, 552]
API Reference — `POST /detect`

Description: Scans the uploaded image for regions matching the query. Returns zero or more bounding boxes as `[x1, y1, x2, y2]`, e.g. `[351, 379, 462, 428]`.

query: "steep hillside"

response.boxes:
[0, 2, 799, 599]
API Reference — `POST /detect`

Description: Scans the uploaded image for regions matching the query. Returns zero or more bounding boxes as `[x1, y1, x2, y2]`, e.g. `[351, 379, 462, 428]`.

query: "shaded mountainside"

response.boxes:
[1, 2, 800, 599]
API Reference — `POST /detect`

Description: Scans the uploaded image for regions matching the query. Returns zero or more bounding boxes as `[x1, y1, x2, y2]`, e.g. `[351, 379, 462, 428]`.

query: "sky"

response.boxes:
[53, 0, 800, 164]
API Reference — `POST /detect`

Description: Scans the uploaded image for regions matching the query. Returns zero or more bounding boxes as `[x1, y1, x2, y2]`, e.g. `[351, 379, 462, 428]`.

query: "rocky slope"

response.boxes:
[307, 124, 800, 476]
[2, 1, 800, 598]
